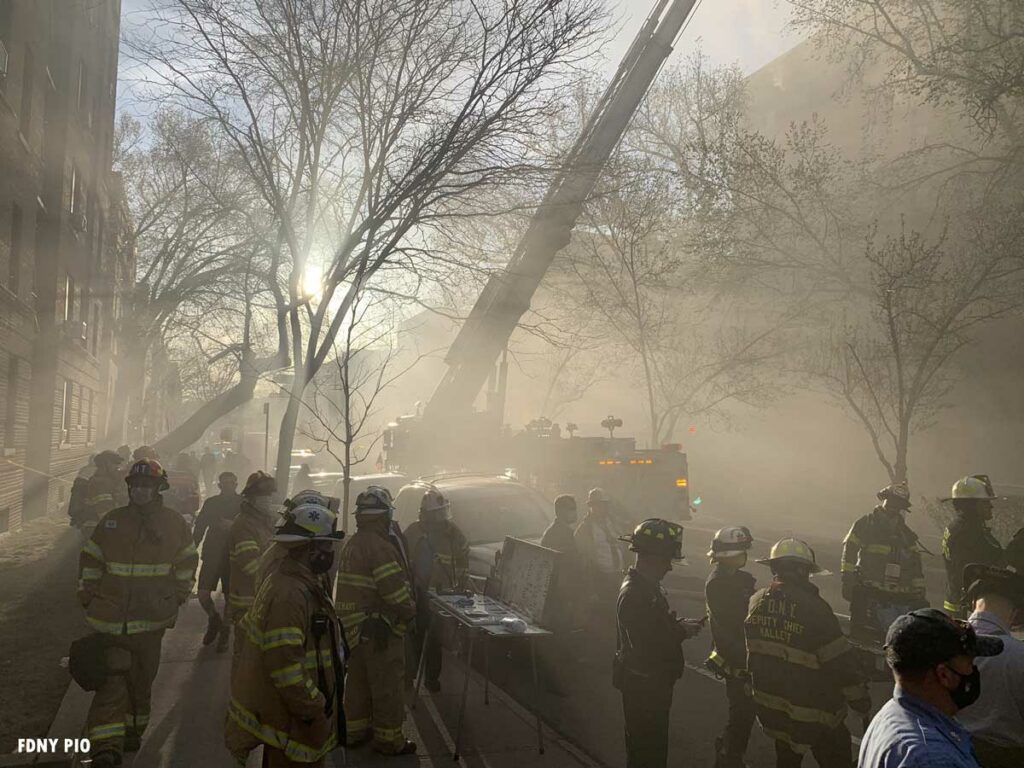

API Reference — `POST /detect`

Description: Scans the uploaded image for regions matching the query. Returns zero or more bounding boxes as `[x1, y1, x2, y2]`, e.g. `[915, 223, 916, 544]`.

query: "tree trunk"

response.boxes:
[274, 375, 307, 497]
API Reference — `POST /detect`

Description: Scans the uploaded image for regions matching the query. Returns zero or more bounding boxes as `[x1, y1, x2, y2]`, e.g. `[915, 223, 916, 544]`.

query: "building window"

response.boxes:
[8, 202, 21, 296]
[4, 356, 18, 450]
[19, 45, 33, 137]
[61, 379, 72, 441]
[64, 274, 74, 321]
[85, 388, 94, 443]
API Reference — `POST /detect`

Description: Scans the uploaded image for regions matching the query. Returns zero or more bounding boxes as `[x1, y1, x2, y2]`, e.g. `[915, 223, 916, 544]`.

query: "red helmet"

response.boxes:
[126, 459, 170, 491]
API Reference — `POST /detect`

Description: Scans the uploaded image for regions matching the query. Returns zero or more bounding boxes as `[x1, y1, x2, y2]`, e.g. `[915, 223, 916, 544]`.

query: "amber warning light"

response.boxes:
[675, 477, 688, 488]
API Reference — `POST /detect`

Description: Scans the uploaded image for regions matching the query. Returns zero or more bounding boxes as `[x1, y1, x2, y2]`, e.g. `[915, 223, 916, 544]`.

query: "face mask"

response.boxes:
[947, 664, 982, 710]
[310, 548, 335, 575]
[130, 486, 156, 506]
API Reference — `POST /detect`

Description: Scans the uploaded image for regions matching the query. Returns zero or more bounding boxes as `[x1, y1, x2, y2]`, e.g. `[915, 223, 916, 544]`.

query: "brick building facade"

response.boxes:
[0, 0, 132, 532]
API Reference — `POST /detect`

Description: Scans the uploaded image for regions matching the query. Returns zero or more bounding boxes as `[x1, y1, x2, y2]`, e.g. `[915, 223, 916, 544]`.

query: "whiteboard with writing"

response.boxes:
[497, 537, 560, 625]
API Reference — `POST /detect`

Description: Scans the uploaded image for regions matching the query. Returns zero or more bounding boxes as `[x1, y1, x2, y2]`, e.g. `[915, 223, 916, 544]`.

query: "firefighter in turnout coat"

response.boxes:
[614, 519, 703, 768]
[225, 501, 345, 767]
[336, 487, 418, 755]
[705, 526, 757, 768]
[404, 487, 470, 692]
[942, 475, 1005, 617]
[841, 481, 928, 642]
[77, 459, 198, 768]
[227, 471, 278, 656]
[73, 451, 127, 536]
[746, 539, 870, 767]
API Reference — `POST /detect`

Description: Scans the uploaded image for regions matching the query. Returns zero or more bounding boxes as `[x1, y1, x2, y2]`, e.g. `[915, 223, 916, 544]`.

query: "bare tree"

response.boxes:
[813, 222, 1024, 482]
[127, 0, 604, 491]
[569, 150, 787, 447]
[109, 111, 266, 446]
[300, 297, 422, 530]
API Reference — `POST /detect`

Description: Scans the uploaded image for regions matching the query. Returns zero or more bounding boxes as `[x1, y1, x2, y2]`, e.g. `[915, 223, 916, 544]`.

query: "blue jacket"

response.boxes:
[858, 687, 979, 767]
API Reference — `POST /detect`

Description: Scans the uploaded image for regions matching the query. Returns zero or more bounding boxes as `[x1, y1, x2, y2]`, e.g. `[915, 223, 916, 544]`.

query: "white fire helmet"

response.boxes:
[945, 474, 996, 502]
[707, 526, 754, 560]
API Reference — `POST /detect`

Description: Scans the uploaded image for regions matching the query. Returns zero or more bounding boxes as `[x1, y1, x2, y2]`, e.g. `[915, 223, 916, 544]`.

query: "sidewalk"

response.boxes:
[26, 600, 603, 768]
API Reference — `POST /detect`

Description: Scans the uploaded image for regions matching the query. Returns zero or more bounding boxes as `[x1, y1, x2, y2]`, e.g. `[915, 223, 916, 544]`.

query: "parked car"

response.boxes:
[392, 474, 553, 578]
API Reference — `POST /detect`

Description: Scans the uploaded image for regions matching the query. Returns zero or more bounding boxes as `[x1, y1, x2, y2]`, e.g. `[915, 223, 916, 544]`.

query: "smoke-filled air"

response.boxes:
[1, 1, 1023, 767]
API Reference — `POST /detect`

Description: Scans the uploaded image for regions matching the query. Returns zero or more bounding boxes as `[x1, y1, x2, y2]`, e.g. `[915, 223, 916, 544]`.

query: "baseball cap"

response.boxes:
[884, 608, 1003, 671]
[964, 563, 1024, 606]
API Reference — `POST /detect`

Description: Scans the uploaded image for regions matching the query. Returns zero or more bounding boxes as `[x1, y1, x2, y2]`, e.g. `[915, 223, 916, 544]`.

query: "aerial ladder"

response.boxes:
[422, 0, 700, 427]
[386, 0, 698, 519]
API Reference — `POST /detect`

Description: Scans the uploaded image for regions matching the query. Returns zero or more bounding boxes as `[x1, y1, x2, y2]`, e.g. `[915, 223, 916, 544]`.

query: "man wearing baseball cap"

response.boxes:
[859, 608, 1003, 767]
[956, 564, 1024, 767]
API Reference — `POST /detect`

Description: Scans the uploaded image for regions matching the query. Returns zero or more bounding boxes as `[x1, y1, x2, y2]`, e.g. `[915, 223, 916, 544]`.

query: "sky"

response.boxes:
[118, 0, 802, 85]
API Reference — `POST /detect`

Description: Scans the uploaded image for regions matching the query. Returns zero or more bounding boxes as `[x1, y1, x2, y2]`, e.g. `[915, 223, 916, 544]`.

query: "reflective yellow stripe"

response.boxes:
[242, 559, 260, 576]
[339, 611, 367, 628]
[381, 584, 411, 605]
[860, 579, 924, 595]
[176, 542, 198, 560]
[843, 532, 861, 547]
[944, 600, 959, 612]
[232, 541, 260, 557]
[339, 573, 375, 589]
[752, 690, 844, 728]
[840, 563, 857, 573]
[83, 539, 105, 561]
[747, 639, 820, 670]
[229, 594, 254, 609]
[254, 626, 305, 650]
[348, 717, 371, 735]
[88, 722, 127, 741]
[708, 650, 740, 676]
[81, 567, 103, 581]
[88, 494, 114, 504]
[865, 544, 893, 555]
[107, 561, 173, 577]
[816, 636, 850, 664]
[228, 699, 289, 749]
[87, 616, 175, 635]
[175, 568, 195, 581]
[373, 725, 404, 743]
[269, 662, 306, 688]
[372, 561, 402, 580]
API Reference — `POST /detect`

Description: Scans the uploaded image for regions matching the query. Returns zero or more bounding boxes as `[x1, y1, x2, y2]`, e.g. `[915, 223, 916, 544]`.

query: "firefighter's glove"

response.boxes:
[848, 691, 872, 715]
[675, 618, 703, 641]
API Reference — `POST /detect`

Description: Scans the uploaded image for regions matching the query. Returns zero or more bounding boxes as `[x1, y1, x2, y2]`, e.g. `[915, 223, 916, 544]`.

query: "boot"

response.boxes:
[203, 613, 223, 646]
[216, 621, 230, 653]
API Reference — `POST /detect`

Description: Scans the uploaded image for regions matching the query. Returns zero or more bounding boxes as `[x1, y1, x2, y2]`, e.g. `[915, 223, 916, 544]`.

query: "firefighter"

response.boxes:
[77, 459, 198, 768]
[404, 487, 470, 692]
[337, 487, 418, 755]
[614, 518, 702, 768]
[746, 538, 869, 767]
[541, 494, 578, 554]
[193, 471, 242, 651]
[942, 474, 1004, 617]
[225, 502, 345, 767]
[73, 451, 127, 537]
[841, 481, 928, 642]
[705, 526, 756, 768]
[227, 471, 278, 656]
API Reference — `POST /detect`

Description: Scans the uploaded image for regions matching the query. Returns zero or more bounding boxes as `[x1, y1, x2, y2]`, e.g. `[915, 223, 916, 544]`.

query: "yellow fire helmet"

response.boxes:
[756, 538, 821, 573]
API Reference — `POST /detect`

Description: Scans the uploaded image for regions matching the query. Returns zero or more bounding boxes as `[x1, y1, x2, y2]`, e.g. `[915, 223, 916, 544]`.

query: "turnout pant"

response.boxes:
[86, 630, 165, 758]
[718, 675, 755, 761]
[344, 633, 407, 753]
[773, 724, 852, 768]
[621, 675, 674, 768]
